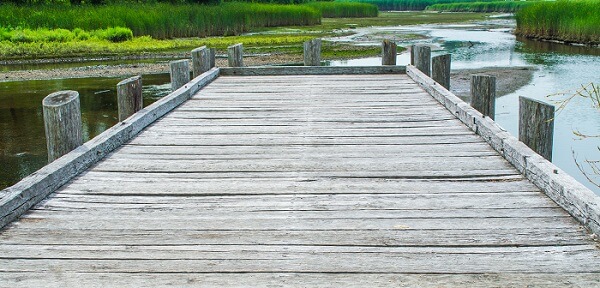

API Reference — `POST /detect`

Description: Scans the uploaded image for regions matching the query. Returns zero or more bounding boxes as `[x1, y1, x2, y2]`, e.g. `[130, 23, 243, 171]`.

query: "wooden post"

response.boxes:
[381, 39, 397, 66]
[227, 43, 244, 67]
[303, 39, 322, 66]
[170, 59, 190, 91]
[192, 46, 211, 78]
[42, 90, 83, 162]
[117, 75, 143, 122]
[209, 48, 216, 68]
[470, 75, 496, 119]
[519, 97, 555, 161]
[432, 54, 451, 90]
[414, 45, 431, 76]
[410, 44, 415, 65]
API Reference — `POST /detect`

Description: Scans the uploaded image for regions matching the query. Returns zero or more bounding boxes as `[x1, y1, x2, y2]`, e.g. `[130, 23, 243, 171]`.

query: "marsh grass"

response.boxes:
[516, 0, 600, 44]
[0, 2, 321, 39]
[336, 0, 499, 11]
[427, 1, 533, 13]
[304, 2, 378, 18]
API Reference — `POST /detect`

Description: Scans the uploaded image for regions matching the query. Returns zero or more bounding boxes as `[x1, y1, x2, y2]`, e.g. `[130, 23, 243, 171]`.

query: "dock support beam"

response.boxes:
[414, 45, 431, 76]
[519, 97, 555, 161]
[192, 46, 211, 78]
[303, 39, 322, 66]
[471, 75, 496, 119]
[432, 54, 451, 90]
[117, 75, 143, 122]
[43, 90, 83, 162]
[170, 60, 190, 91]
[228, 43, 244, 67]
[381, 39, 397, 66]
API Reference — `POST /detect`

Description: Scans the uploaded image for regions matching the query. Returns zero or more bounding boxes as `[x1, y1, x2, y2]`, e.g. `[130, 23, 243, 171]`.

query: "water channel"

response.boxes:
[1, 16, 599, 195]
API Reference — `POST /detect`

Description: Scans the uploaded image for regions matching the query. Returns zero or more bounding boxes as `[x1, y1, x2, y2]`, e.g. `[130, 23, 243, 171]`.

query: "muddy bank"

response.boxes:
[449, 66, 536, 100]
[0, 54, 303, 82]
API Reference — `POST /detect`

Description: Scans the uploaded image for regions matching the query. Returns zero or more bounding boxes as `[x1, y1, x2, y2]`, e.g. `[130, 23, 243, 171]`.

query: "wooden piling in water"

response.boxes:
[410, 44, 415, 65]
[381, 39, 397, 66]
[432, 54, 451, 90]
[117, 75, 143, 122]
[303, 39, 322, 66]
[519, 96, 555, 161]
[42, 90, 83, 162]
[192, 46, 211, 78]
[170, 60, 190, 91]
[414, 45, 431, 76]
[228, 43, 244, 67]
[471, 75, 496, 119]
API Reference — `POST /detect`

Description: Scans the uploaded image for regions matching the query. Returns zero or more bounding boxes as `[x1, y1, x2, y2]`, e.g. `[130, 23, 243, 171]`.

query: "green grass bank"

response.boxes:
[515, 0, 600, 45]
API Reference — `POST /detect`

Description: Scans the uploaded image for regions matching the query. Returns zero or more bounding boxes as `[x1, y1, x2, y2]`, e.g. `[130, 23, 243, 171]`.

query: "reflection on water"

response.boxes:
[328, 19, 600, 194]
[0, 74, 171, 190]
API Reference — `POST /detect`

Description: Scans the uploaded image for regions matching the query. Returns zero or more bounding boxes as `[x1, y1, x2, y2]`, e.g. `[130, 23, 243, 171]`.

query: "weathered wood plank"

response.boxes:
[219, 66, 406, 76]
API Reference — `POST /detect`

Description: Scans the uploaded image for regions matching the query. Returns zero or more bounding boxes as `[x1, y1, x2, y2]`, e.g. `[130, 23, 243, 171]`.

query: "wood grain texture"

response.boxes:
[1, 71, 599, 286]
[303, 39, 321, 66]
[116, 75, 143, 121]
[381, 39, 397, 66]
[432, 54, 451, 89]
[227, 43, 243, 67]
[169, 59, 190, 91]
[191, 46, 211, 78]
[471, 74, 496, 120]
[519, 96, 555, 161]
[413, 44, 431, 76]
[42, 90, 83, 162]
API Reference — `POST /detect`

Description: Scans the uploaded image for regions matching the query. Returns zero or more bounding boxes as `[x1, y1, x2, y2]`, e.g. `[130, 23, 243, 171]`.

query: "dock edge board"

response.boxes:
[406, 65, 600, 237]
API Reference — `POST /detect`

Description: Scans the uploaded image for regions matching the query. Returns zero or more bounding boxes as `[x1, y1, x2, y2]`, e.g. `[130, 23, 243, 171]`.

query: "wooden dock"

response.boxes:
[0, 66, 599, 287]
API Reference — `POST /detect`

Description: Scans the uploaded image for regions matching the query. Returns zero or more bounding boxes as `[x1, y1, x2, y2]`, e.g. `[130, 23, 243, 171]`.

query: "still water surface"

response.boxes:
[1, 18, 599, 195]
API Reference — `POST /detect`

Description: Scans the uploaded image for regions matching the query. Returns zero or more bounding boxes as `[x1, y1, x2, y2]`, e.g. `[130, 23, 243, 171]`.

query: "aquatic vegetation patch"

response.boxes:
[304, 2, 378, 18]
[426, 1, 534, 13]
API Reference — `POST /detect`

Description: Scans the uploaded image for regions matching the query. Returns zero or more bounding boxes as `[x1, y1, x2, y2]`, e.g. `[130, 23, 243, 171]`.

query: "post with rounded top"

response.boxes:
[432, 54, 451, 90]
[381, 39, 397, 66]
[117, 75, 143, 122]
[227, 43, 244, 67]
[42, 90, 83, 162]
[192, 46, 211, 78]
[170, 59, 190, 91]
[470, 75, 496, 119]
[519, 97, 555, 161]
[414, 44, 431, 76]
[303, 38, 322, 66]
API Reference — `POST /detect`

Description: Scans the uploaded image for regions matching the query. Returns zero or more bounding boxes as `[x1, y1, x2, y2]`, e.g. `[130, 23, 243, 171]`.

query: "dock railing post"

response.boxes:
[42, 90, 83, 162]
[227, 43, 244, 67]
[470, 75, 496, 119]
[117, 75, 143, 122]
[432, 54, 451, 90]
[209, 48, 216, 68]
[519, 96, 555, 161]
[410, 44, 415, 65]
[170, 59, 190, 91]
[192, 46, 211, 78]
[303, 39, 322, 66]
[414, 44, 431, 76]
[381, 39, 397, 66]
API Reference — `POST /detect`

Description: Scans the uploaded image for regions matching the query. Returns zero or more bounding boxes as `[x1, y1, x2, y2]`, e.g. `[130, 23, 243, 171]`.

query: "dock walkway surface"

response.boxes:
[0, 68, 599, 287]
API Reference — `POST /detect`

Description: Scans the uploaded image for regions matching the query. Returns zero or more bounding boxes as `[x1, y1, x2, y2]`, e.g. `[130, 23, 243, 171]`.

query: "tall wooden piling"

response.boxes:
[410, 44, 415, 65]
[170, 59, 190, 91]
[471, 75, 496, 119]
[432, 54, 451, 90]
[414, 45, 431, 76]
[519, 97, 555, 161]
[209, 48, 216, 68]
[117, 75, 143, 122]
[381, 39, 397, 66]
[303, 39, 322, 66]
[192, 46, 211, 78]
[228, 43, 244, 67]
[42, 90, 83, 162]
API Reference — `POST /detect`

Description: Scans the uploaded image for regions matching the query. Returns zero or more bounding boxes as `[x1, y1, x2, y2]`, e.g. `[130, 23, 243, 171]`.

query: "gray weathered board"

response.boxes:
[0, 70, 599, 287]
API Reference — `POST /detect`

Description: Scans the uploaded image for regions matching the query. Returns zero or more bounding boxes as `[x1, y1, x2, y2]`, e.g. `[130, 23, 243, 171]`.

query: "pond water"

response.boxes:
[328, 18, 600, 195]
[1, 16, 599, 195]
[0, 74, 171, 189]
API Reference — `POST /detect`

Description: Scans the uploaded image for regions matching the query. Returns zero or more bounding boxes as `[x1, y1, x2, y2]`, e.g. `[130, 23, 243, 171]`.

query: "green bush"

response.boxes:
[96, 26, 133, 42]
